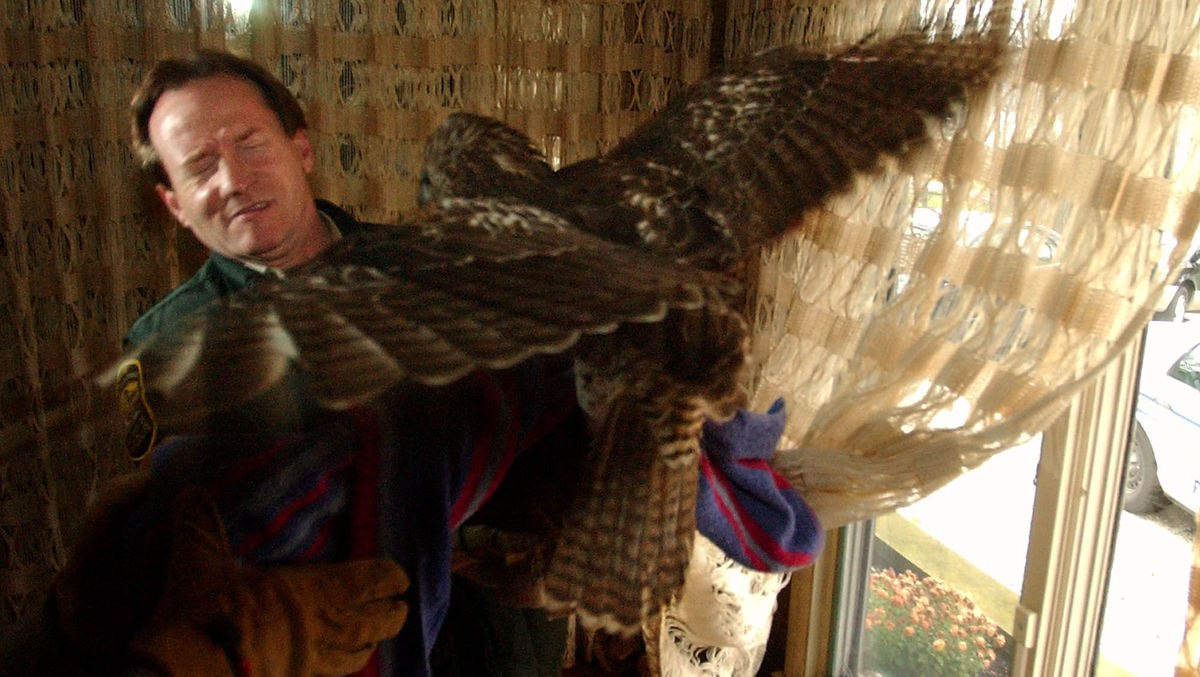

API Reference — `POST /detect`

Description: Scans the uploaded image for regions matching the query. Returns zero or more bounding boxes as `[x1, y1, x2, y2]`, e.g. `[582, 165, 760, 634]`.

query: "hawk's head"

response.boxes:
[419, 112, 557, 207]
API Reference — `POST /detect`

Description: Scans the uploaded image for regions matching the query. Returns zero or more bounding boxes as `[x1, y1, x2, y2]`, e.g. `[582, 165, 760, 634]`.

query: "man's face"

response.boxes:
[148, 75, 326, 269]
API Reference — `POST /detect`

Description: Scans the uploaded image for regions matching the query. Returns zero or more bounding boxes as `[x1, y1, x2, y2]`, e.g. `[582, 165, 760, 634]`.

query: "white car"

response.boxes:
[1154, 248, 1200, 322]
[1125, 322, 1200, 514]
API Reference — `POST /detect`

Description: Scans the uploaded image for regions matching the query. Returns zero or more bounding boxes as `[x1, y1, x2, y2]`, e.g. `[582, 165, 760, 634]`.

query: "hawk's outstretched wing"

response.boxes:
[118, 199, 730, 431]
[554, 34, 1005, 269]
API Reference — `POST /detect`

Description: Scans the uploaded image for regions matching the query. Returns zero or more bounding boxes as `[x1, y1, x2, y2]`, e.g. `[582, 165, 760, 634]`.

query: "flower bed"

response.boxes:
[864, 568, 1007, 677]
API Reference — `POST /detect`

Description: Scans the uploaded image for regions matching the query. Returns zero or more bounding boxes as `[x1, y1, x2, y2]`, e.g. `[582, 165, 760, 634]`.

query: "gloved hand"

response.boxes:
[129, 487, 409, 677]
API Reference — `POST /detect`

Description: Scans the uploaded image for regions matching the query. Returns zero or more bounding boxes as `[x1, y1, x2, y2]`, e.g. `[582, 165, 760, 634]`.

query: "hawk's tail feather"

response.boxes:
[542, 392, 702, 637]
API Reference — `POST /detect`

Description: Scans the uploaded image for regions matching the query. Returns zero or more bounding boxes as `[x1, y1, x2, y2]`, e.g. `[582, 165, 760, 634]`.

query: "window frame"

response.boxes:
[783, 334, 1145, 676]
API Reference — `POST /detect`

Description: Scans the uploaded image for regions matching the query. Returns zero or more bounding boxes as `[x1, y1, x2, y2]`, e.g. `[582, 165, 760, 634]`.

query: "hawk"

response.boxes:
[114, 32, 1005, 636]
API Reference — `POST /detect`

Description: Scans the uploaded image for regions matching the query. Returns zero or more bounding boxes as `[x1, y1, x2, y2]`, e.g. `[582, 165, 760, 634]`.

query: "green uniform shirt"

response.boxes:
[124, 200, 367, 347]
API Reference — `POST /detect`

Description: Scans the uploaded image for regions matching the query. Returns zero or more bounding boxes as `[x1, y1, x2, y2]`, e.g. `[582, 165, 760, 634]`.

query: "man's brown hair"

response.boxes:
[130, 50, 307, 185]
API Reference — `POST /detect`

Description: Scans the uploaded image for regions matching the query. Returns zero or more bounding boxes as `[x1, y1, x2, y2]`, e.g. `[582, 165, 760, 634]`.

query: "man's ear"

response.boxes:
[291, 128, 315, 174]
[155, 183, 186, 227]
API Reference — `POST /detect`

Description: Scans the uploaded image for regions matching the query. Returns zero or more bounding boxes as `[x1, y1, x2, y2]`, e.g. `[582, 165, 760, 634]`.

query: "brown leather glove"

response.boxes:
[129, 487, 409, 677]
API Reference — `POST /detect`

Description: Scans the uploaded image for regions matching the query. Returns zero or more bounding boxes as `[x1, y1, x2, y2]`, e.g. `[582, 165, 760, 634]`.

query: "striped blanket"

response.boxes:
[125, 355, 821, 676]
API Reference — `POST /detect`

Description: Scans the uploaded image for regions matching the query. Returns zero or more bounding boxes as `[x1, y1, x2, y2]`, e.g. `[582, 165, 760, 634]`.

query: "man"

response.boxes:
[119, 51, 597, 674]
[1, 52, 416, 677]
[107, 49, 821, 676]
[124, 50, 350, 345]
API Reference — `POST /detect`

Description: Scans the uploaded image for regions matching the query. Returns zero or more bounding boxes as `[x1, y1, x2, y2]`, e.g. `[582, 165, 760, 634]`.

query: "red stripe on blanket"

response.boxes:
[703, 455, 815, 569]
[449, 373, 505, 528]
[234, 471, 338, 557]
[700, 455, 769, 570]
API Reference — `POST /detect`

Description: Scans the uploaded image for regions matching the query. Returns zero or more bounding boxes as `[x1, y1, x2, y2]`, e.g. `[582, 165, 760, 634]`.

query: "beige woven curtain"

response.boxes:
[2, 0, 1199, 639]
[738, 0, 1200, 528]
[245, 0, 713, 220]
[0, 1, 207, 627]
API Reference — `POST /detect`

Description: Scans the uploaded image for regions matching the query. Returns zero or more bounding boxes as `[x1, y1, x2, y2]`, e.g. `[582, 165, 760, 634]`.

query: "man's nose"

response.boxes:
[215, 154, 254, 195]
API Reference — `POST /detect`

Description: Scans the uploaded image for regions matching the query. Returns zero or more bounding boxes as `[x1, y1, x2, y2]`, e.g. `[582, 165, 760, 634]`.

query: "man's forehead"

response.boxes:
[149, 76, 277, 155]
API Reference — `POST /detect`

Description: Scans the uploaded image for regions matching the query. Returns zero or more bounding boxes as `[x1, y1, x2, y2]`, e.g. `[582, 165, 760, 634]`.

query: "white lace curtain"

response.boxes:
[2, 0, 1198, 636]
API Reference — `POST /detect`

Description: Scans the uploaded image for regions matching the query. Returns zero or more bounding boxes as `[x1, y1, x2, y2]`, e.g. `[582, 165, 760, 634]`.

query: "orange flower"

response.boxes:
[932, 638, 946, 651]
[905, 626, 916, 636]
[958, 641, 968, 651]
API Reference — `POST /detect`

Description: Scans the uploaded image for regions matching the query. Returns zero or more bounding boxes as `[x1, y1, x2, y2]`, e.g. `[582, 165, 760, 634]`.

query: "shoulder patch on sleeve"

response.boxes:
[116, 359, 158, 463]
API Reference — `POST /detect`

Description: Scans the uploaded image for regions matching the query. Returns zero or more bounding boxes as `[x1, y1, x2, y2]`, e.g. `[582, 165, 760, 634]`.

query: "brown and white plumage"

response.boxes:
[111, 32, 1006, 637]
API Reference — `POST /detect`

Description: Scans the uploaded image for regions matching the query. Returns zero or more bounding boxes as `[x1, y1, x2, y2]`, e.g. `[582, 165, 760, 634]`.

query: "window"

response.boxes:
[781, 338, 1147, 677]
